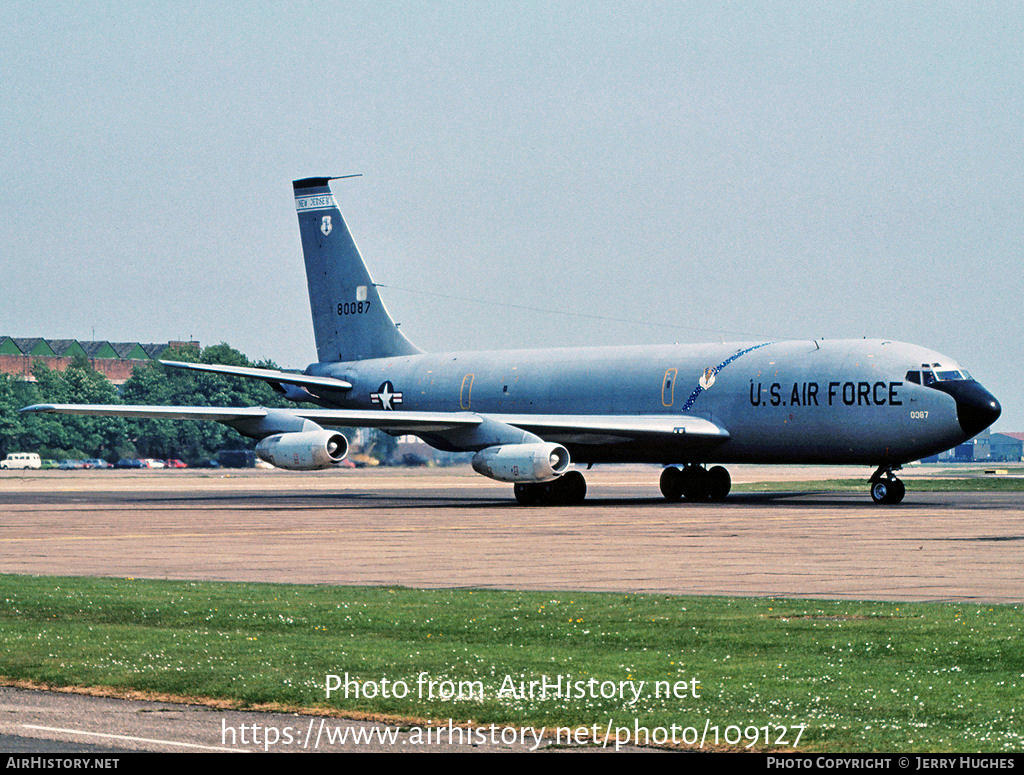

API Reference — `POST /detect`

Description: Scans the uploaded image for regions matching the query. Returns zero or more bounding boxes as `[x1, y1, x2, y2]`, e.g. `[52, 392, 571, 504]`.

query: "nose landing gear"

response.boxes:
[869, 465, 905, 504]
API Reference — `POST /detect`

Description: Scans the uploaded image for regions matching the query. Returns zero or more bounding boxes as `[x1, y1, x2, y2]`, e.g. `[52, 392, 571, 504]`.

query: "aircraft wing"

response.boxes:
[159, 360, 353, 392]
[302, 411, 728, 441]
[21, 404, 273, 422]
[491, 414, 729, 445]
[21, 405, 725, 444]
[277, 408, 483, 433]
[20, 404, 483, 434]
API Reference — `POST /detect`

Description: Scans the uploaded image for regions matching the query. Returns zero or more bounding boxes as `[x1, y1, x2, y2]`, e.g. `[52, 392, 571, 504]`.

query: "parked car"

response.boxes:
[164, 459, 188, 468]
[58, 459, 88, 470]
[115, 458, 144, 469]
[1, 453, 41, 470]
[141, 458, 166, 469]
[85, 459, 113, 469]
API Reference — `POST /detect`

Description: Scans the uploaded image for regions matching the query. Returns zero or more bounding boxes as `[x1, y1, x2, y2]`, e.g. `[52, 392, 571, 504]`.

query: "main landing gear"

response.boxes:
[514, 464, 905, 505]
[869, 465, 905, 505]
[513, 470, 588, 505]
[660, 465, 731, 502]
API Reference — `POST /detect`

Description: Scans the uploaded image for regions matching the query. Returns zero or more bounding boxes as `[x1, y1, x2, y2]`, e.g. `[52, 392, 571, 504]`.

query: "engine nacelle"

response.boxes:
[255, 430, 349, 470]
[471, 442, 571, 483]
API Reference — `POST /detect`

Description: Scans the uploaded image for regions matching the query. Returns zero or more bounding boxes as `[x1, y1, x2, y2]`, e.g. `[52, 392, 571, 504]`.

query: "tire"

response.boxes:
[660, 467, 683, 501]
[515, 474, 586, 506]
[514, 482, 540, 505]
[681, 466, 709, 501]
[556, 470, 587, 505]
[871, 478, 906, 505]
[870, 480, 889, 504]
[707, 466, 731, 501]
[887, 478, 906, 504]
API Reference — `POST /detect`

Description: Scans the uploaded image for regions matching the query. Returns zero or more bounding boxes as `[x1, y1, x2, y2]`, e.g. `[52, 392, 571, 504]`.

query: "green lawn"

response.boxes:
[1, 575, 1021, 751]
[736, 477, 1024, 493]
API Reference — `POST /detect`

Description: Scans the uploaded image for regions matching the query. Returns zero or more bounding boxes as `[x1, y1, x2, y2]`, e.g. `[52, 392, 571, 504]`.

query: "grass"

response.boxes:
[735, 478, 1024, 493]
[1, 574, 1021, 752]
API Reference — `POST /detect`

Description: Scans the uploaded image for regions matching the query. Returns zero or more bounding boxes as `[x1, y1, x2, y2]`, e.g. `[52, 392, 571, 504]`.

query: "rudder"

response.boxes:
[293, 177, 421, 363]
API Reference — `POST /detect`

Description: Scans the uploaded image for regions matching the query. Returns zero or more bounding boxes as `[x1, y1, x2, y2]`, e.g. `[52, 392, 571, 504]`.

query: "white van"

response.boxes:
[0, 453, 42, 470]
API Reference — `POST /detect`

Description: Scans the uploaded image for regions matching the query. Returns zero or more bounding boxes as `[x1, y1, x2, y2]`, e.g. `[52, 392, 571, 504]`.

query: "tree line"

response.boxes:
[0, 343, 335, 463]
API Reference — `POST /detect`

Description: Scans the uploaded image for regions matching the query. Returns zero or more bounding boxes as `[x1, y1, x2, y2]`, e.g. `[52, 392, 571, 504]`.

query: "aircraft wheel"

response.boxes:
[681, 466, 709, 501]
[888, 478, 906, 503]
[514, 473, 586, 506]
[660, 466, 683, 501]
[514, 482, 541, 505]
[870, 478, 905, 505]
[554, 470, 587, 505]
[707, 466, 731, 501]
[892, 477, 909, 501]
[870, 480, 889, 504]
[884, 475, 909, 505]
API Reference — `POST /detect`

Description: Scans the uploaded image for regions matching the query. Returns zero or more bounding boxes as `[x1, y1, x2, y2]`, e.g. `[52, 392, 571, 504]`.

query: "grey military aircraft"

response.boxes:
[24, 177, 1002, 505]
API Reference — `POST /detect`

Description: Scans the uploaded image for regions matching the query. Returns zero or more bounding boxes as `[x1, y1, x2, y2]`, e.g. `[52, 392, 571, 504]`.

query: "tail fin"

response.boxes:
[293, 177, 421, 363]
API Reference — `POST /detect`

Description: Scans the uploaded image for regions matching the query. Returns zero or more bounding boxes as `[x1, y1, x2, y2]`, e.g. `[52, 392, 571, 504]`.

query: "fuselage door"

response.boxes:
[662, 368, 678, 407]
[460, 373, 474, 410]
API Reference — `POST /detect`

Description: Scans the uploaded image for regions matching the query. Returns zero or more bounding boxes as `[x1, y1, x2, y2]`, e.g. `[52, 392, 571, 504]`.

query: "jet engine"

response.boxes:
[255, 430, 349, 470]
[471, 442, 570, 483]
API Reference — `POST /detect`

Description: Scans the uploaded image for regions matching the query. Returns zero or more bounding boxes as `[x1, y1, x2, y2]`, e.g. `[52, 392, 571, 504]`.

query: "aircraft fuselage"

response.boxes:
[308, 337, 984, 466]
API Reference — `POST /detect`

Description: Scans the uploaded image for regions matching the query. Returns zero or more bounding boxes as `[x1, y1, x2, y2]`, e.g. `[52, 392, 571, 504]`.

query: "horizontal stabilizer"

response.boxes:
[159, 360, 353, 391]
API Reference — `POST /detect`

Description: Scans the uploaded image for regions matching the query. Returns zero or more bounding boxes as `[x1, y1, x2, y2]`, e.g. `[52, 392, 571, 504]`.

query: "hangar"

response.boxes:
[0, 336, 198, 385]
[989, 432, 1024, 463]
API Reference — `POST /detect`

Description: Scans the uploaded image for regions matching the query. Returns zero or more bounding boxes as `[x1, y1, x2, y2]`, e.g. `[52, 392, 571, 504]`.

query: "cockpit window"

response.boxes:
[906, 368, 972, 385]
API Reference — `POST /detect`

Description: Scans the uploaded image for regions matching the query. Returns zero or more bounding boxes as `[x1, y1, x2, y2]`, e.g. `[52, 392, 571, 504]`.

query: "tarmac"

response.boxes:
[1, 464, 1022, 603]
[1, 464, 1022, 752]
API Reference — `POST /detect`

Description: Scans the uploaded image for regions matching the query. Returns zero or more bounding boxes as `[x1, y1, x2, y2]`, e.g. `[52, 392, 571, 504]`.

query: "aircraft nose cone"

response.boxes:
[937, 380, 1002, 437]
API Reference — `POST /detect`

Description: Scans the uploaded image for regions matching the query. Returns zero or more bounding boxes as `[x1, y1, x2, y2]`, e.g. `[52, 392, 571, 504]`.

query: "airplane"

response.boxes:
[23, 177, 1002, 505]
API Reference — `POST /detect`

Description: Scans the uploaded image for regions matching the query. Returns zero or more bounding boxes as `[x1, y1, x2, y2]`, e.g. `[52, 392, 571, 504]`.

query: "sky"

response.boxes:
[2, 1, 1021, 428]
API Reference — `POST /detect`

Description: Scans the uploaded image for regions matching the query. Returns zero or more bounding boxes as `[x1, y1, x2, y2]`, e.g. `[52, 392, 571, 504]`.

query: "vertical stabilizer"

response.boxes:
[293, 177, 421, 363]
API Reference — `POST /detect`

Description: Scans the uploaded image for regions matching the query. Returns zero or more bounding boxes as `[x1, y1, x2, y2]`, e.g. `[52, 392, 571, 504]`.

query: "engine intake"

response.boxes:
[255, 430, 349, 470]
[471, 442, 571, 483]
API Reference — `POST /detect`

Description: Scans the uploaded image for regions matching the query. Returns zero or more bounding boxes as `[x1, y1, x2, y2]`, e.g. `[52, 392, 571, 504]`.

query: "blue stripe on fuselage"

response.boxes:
[680, 342, 774, 412]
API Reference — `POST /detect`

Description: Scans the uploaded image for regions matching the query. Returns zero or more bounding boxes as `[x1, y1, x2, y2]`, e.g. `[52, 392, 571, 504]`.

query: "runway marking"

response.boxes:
[21, 724, 247, 752]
